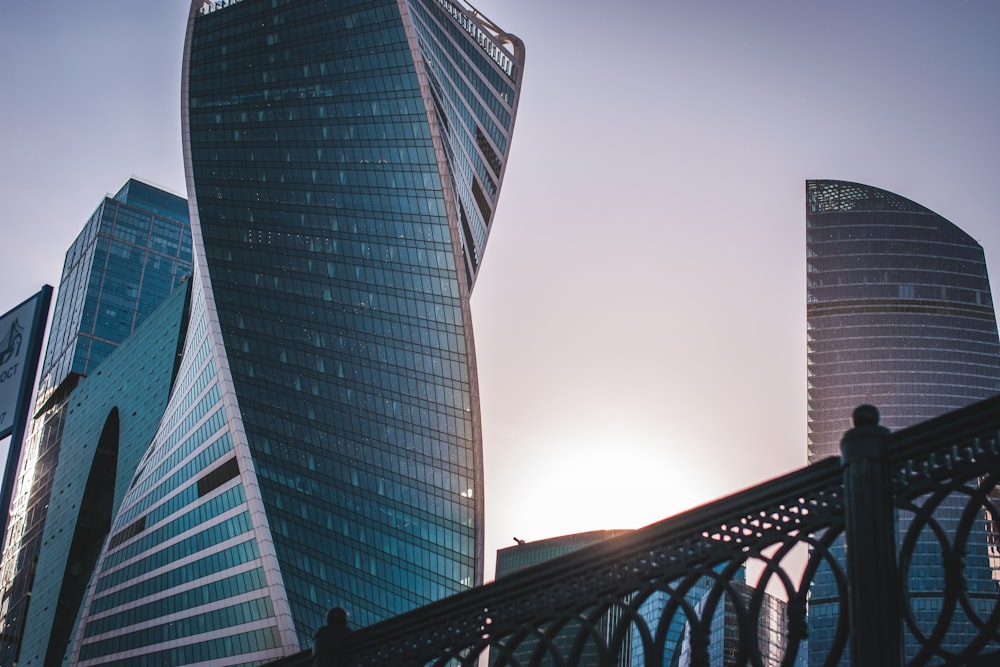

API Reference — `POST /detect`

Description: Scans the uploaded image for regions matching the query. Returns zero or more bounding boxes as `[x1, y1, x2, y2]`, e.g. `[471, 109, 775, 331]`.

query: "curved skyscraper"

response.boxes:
[805, 179, 1000, 664]
[807, 179, 1000, 461]
[69, 1, 523, 664]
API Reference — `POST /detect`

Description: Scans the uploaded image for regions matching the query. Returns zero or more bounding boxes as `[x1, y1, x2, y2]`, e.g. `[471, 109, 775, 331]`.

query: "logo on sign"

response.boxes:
[0, 318, 23, 367]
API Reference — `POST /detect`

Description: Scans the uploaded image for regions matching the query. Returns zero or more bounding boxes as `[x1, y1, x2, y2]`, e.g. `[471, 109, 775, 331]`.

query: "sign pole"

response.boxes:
[0, 285, 53, 545]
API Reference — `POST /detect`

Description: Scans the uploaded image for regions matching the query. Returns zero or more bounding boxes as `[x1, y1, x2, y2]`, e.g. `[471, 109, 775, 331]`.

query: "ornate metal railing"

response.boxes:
[278, 396, 1000, 666]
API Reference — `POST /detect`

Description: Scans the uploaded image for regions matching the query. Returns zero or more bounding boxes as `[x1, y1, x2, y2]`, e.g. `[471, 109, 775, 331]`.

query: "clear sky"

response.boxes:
[2, 0, 999, 582]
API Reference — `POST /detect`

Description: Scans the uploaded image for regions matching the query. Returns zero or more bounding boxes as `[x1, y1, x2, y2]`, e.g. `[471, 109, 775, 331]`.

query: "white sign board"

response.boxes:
[0, 297, 39, 438]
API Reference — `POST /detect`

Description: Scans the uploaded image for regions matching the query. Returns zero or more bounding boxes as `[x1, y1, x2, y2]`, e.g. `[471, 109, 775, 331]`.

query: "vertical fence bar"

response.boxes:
[840, 405, 901, 667]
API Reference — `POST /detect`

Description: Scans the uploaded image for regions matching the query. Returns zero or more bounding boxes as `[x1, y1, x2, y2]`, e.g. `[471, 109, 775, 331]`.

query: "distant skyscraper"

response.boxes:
[493, 531, 632, 666]
[806, 179, 1000, 460]
[0, 179, 192, 667]
[495, 531, 633, 579]
[805, 179, 1000, 663]
[69, 0, 524, 664]
[674, 581, 807, 667]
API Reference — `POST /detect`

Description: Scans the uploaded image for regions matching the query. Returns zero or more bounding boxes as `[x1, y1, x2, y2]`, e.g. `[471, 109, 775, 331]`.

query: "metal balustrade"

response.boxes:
[269, 396, 1000, 666]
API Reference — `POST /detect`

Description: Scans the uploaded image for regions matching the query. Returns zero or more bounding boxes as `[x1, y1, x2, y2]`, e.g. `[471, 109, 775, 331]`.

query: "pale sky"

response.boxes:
[2, 0, 999, 582]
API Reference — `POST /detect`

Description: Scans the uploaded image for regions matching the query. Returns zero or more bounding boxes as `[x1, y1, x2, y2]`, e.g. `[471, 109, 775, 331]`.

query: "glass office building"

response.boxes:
[493, 531, 632, 666]
[674, 581, 807, 667]
[495, 531, 633, 578]
[12, 285, 191, 667]
[805, 180, 1000, 663]
[806, 179, 1000, 460]
[0, 179, 192, 667]
[69, 0, 523, 664]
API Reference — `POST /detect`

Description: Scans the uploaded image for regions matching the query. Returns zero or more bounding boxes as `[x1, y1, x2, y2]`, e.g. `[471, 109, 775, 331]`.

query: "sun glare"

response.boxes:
[491, 425, 720, 546]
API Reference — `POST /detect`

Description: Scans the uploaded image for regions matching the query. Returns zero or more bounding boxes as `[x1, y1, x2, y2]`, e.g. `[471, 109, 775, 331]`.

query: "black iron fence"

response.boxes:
[278, 397, 1000, 666]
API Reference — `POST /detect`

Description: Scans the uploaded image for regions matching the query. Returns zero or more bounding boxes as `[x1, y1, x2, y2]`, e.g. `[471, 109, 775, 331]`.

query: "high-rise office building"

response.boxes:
[805, 179, 1000, 663]
[674, 581, 807, 667]
[493, 531, 632, 666]
[495, 531, 633, 579]
[15, 284, 191, 667]
[69, 1, 523, 664]
[0, 179, 192, 666]
[806, 179, 1000, 460]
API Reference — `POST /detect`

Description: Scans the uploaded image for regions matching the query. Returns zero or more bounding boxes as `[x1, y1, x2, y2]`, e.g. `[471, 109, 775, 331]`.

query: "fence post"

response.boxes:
[313, 607, 350, 667]
[840, 405, 901, 667]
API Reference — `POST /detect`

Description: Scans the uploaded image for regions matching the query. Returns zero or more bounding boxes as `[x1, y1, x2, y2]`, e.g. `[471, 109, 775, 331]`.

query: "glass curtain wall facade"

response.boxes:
[495, 531, 634, 579]
[0, 180, 191, 667]
[805, 179, 1000, 664]
[15, 284, 191, 667]
[69, 1, 523, 665]
[39, 180, 192, 391]
[674, 581, 807, 667]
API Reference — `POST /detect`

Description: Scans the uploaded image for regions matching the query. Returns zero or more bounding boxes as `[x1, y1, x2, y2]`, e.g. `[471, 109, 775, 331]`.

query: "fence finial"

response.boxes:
[852, 404, 880, 428]
[313, 607, 349, 667]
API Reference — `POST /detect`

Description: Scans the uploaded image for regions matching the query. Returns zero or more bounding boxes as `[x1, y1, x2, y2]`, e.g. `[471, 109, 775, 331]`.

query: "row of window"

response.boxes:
[807, 270, 990, 295]
[418, 33, 502, 206]
[204, 160, 448, 199]
[411, 0, 508, 152]
[156, 383, 224, 466]
[228, 340, 462, 394]
[231, 363, 474, 443]
[266, 434, 476, 502]
[264, 480, 474, 556]
[153, 358, 217, 447]
[227, 328, 470, 395]
[274, 509, 474, 589]
[256, 462, 475, 545]
[244, 397, 474, 473]
[193, 30, 416, 87]
[431, 0, 519, 80]
[808, 356, 1000, 377]
[196, 12, 409, 72]
[104, 202, 192, 256]
[194, 118, 436, 157]
[807, 319, 1000, 341]
[90, 539, 260, 615]
[218, 209, 456, 246]
[212, 265, 464, 330]
[80, 596, 274, 660]
[217, 231, 461, 287]
[223, 304, 469, 371]
[230, 359, 473, 430]
[84, 567, 269, 639]
[195, 0, 401, 47]
[415, 0, 514, 122]
[102, 484, 247, 576]
[123, 406, 227, 515]
[808, 245, 988, 271]
[80, 625, 281, 667]
[279, 558, 462, 638]
[116, 432, 234, 533]
[220, 296, 469, 368]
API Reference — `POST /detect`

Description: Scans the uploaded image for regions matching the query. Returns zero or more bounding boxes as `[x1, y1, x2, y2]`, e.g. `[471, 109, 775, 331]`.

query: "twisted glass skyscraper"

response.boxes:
[69, 0, 523, 664]
[805, 180, 1000, 664]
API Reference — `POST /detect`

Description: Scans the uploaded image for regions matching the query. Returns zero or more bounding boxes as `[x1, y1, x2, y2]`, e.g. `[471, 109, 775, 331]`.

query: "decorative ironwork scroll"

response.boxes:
[272, 395, 1000, 667]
